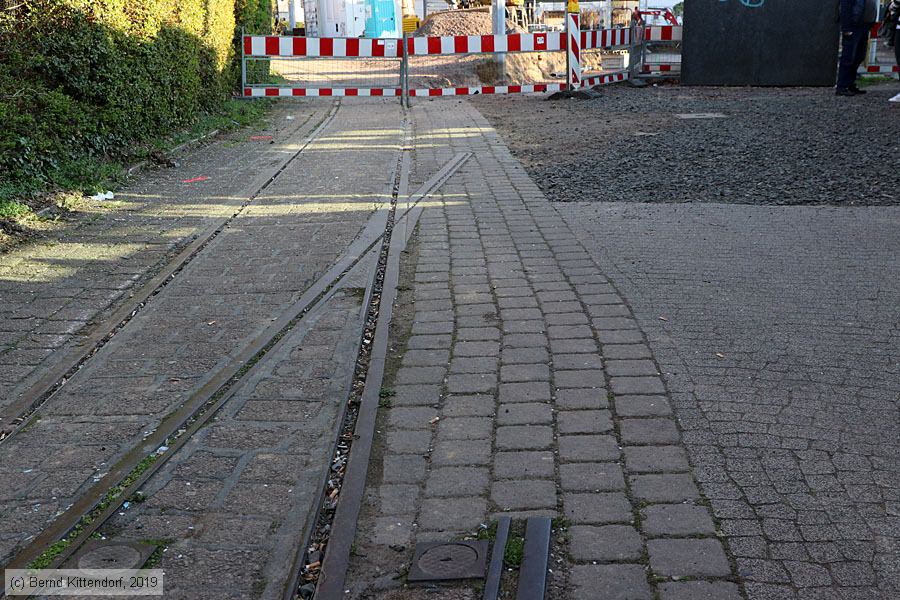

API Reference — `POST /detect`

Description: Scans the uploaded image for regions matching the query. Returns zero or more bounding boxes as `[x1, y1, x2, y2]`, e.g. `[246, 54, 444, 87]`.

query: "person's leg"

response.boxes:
[837, 30, 861, 89]
[837, 31, 856, 90]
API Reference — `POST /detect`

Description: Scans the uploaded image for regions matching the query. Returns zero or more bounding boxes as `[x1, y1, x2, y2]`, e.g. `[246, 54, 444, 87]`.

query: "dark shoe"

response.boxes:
[835, 88, 856, 97]
[849, 86, 867, 94]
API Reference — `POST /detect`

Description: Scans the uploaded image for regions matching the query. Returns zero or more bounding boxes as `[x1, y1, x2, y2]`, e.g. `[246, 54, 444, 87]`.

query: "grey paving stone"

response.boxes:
[553, 354, 603, 370]
[496, 425, 553, 450]
[501, 319, 546, 333]
[560, 463, 625, 492]
[564, 492, 633, 524]
[648, 539, 732, 577]
[382, 455, 427, 484]
[555, 369, 606, 389]
[372, 516, 413, 547]
[390, 385, 441, 406]
[619, 419, 681, 445]
[559, 435, 621, 462]
[498, 403, 553, 425]
[431, 439, 492, 466]
[378, 485, 419, 514]
[450, 357, 498, 374]
[605, 360, 658, 377]
[614, 395, 672, 417]
[569, 525, 643, 561]
[453, 340, 500, 357]
[456, 327, 500, 341]
[401, 349, 451, 367]
[418, 497, 487, 532]
[569, 564, 651, 600]
[610, 377, 666, 395]
[437, 417, 493, 440]
[641, 504, 716, 536]
[384, 430, 432, 454]
[550, 338, 599, 354]
[503, 333, 548, 348]
[555, 388, 609, 410]
[547, 325, 593, 339]
[500, 363, 550, 382]
[407, 335, 452, 349]
[443, 395, 494, 417]
[630, 474, 700, 502]
[658, 581, 743, 600]
[558, 410, 613, 434]
[425, 467, 490, 497]
[491, 480, 557, 510]
[494, 451, 556, 479]
[623, 446, 689, 473]
[499, 381, 551, 403]
[501, 347, 549, 364]
[388, 407, 438, 430]
[396, 366, 446, 385]
[446, 373, 495, 394]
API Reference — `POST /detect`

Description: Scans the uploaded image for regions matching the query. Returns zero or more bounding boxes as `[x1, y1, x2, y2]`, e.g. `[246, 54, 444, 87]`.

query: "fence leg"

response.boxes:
[639, 22, 648, 78]
[566, 3, 580, 91]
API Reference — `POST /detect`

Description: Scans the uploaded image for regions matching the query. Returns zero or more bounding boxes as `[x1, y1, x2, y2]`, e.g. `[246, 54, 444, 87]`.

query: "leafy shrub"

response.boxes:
[0, 0, 274, 197]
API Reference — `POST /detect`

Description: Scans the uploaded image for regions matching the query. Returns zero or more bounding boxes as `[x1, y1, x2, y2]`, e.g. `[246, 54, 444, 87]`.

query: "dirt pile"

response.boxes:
[415, 8, 524, 36]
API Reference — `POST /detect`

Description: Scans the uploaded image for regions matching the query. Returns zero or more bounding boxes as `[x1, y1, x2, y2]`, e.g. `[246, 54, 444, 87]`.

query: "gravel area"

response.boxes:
[472, 84, 900, 206]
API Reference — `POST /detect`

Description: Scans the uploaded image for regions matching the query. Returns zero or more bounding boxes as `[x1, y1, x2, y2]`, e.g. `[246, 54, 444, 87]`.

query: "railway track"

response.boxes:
[1, 98, 470, 600]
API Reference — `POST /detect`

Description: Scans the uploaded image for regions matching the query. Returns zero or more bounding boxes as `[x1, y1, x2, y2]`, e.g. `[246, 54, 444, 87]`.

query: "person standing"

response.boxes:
[837, 0, 880, 96]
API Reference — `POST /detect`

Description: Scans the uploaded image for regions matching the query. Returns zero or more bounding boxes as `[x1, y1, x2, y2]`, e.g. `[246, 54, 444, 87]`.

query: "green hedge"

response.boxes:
[0, 0, 273, 198]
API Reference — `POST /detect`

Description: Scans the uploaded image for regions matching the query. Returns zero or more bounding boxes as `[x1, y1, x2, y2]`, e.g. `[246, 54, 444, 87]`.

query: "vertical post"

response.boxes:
[401, 33, 410, 108]
[241, 27, 248, 95]
[566, 1, 580, 90]
[492, 0, 506, 79]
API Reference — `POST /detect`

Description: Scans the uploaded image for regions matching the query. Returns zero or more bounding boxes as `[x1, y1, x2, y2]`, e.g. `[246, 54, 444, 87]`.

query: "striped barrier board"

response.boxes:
[645, 25, 682, 42]
[580, 71, 630, 87]
[244, 36, 402, 57]
[642, 63, 680, 73]
[581, 28, 631, 50]
[863, 64, 899, 74]
[244, 87, 402, 97]
[243, 29, 636, 58]
[408, 83, 567, 96]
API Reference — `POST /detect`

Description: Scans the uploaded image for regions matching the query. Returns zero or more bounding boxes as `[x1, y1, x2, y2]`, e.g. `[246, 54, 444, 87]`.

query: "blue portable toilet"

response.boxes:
[365, 0, 400, 37]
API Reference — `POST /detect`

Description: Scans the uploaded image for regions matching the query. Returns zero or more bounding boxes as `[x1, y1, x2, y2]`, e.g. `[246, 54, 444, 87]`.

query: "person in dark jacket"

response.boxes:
[836, 0, 879, 95]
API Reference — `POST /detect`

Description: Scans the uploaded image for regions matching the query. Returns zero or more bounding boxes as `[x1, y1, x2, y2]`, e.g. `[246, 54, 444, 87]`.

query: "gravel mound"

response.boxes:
[472, 84, 900, 206]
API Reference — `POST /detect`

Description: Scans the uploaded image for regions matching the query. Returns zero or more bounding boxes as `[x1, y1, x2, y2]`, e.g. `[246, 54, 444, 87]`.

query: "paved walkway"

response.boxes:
[346, 100, 741, 599]
[0, 100, 403, 571]
[0, 103, 332, 410]
[557, 203, 900, 600]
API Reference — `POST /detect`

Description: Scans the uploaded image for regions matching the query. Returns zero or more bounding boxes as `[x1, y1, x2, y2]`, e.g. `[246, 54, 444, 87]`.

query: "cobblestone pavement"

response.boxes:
[0, 101, 332, 412]
[555, 202, 900, 600]
[345, 100, 742, 599]
[0, 99, 404, 566]
[96, 252, 375, 599]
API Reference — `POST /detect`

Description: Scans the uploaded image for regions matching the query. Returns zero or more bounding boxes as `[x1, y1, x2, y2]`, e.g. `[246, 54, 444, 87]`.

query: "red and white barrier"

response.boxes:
[409, 83, 567, 96]
[863, 64, 899, 75]
[244, 36, 402, 57]
[405, 32, 565, 56]
[581, 71, 629, 87]
[581, 28, 631, 50]
[567, 13, 581, 89]
[244, 87, 402, 97]
[645, 25, 682, 42]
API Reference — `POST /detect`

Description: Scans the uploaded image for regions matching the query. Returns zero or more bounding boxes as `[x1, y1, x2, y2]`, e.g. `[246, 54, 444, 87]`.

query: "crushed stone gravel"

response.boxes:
[472, 83, 900, 206]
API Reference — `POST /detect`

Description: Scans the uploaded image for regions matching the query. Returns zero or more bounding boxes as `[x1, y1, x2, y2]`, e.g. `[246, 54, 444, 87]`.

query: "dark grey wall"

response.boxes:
[682, 0, 840, 86]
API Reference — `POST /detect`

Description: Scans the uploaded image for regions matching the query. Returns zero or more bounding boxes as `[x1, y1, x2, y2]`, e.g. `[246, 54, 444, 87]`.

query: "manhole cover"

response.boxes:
[75, 541, 155, 570]
[408, 540, 488, 582]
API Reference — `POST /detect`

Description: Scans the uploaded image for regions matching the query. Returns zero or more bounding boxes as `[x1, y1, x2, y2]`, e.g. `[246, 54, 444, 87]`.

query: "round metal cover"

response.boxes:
[77, 543, 144, 570]
[408, 540, 488, 582]
[418, 543, 478, 577]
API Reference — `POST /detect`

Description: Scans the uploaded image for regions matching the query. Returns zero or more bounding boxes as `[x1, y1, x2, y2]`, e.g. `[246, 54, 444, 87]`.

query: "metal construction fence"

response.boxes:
[241, 17, 645, 101]
[241, 22, 900, 100]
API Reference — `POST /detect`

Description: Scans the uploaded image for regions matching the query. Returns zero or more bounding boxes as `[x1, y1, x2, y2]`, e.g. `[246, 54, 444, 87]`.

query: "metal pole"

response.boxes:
[402, 33, 410, 108]
[492, 0, 506, 79]
[241, 27, 248, 95]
